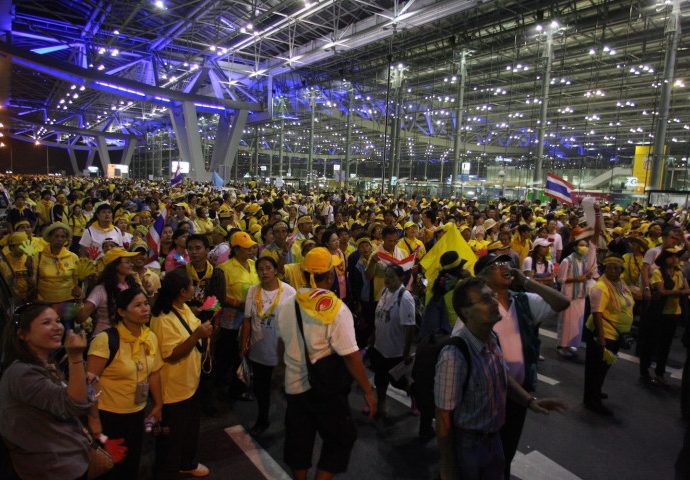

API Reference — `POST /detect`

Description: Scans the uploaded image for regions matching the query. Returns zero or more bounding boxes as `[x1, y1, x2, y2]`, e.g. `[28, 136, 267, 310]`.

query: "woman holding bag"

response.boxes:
[86, 286, 164, 479]
[150, 268, 214, 479]
[240, 256, 296, 436]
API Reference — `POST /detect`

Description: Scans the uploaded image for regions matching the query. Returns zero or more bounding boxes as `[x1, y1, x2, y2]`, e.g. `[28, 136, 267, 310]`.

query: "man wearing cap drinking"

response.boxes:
[277, 247, 376, 480]
[473, 253, 570, 479]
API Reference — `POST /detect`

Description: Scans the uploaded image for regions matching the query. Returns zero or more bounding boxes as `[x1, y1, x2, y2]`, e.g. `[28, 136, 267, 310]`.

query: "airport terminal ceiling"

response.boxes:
[1, 0, 690, 188]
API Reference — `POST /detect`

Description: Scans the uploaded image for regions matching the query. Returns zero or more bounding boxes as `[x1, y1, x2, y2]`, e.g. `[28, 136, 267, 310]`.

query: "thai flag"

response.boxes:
[376, 251, 416, 271]
[171, 162, 183, 186]
[544, 172, 574, 205]
[146, 204, 167, 260]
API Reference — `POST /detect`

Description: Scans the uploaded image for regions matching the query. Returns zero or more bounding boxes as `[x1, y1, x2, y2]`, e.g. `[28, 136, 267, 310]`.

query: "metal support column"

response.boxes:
[452, 49, 468, 192]
[210, 110, 247, 181]
[345, 88, 353, 187]
[66, 149, 80, 175]
[534, 29, 554, 187]
[95, 136, 111, 171]
[308, 92, 316, 189]
[253, 126, 259, 178]
[278, 119, 285, 178]
[389, 81, 403, 192]
[121, 138, 138, 166]
[169, 101, 208, 181]
[650, 0, 681, 191]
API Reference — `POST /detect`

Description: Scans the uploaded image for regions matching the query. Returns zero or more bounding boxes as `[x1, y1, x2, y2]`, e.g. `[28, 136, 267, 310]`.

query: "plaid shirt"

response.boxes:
[434, 326, 507, 432]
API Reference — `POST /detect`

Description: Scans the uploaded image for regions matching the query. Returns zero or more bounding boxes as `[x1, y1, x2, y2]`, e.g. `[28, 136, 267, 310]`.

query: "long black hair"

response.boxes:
[152, 267, 191, 316]
[1, 303, 55, 373]
[96, 258, 138, 327]
[115, 286, 146, 323]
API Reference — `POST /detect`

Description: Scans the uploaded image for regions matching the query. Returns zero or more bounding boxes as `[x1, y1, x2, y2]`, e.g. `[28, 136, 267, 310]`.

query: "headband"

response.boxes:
[441, 256, 465, 271]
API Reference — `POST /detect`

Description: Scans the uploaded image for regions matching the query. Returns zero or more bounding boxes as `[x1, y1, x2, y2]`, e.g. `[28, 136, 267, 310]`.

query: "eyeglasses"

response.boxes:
[489, 261, 512, 270]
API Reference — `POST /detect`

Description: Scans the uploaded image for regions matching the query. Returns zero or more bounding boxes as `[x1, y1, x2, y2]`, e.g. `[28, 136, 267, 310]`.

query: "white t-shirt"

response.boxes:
[374, 286, 416, 358]
[79, 225, 124, 258]
[522, 257, 554, 279]
[244, 282, 296, 366]
[276, 289, 359, 395]
[547, 232, 563, 259]
[492, 292, 554, 385]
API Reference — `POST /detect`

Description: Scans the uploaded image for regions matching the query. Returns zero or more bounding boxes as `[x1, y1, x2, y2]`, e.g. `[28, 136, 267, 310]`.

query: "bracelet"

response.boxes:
[526, 396, 538, 409]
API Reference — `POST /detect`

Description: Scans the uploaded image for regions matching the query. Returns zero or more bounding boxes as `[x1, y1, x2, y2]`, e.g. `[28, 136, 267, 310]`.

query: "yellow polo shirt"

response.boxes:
[397, 237, 426, 259]
[88, 326, 163, 413]
[150, 305, 202, 404]
[35, 247, 79, 303]
[651, 268, 684, 315]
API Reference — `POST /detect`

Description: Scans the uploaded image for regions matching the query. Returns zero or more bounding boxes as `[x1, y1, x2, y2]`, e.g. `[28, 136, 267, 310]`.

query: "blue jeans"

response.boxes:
[454, 430, 505, 480]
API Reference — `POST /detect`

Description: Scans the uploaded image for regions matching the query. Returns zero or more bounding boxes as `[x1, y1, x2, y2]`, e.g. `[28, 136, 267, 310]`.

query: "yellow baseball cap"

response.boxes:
[302, 247, 341, 274]
[230, 231, 258, 248]
[102, 247, 139, 267]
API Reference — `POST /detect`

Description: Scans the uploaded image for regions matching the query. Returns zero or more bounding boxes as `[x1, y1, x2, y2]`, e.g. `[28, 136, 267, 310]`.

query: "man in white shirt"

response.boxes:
[277, 247, 376, 480]
[474, 253, 570, 480]
[78, 203, 124, 258]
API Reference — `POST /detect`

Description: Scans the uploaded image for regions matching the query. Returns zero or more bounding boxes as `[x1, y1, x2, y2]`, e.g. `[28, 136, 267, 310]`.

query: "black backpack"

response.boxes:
[411, 333, 471, 422]
[103, 327, 120, 368]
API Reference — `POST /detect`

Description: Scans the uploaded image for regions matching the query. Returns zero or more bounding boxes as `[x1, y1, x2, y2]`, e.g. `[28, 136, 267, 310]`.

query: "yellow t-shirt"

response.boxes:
[284, 262, 306, 290]
[586, 278, 634, 340]
[69, 215, 88, 237]
[150, 304, 202, 404]
[651, 268, 684, 315]
[35, 247, 79, 303]
[88, 326, 163, 413]
[219, 257, 259, 303]
[397, 237, 426, 259]
[193, 217, 214, 236]
[622, 253, 643, 288]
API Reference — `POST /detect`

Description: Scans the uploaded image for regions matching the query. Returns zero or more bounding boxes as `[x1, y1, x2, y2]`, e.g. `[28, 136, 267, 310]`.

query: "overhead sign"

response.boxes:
[171, 161, 190, 174]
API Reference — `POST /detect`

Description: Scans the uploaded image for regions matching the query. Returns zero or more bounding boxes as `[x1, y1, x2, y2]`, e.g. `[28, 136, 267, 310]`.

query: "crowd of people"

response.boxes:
[0, 174, 688, 480]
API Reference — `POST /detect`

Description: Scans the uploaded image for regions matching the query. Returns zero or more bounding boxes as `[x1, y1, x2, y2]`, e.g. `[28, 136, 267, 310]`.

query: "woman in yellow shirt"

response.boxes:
[584, 255, 634, 415]
[193, 206, 215, 239]
[87, 286, 163, 479]
[218, 231, 259, 399]
[68, 204, 88, 254]
[639, 248, 690, 386]
[35, 223, 82, 329]
[150, 268, 214, 478]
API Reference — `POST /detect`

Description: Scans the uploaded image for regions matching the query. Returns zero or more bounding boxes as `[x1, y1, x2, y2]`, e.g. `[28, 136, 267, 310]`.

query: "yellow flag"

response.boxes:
[420, 223, 477, 304]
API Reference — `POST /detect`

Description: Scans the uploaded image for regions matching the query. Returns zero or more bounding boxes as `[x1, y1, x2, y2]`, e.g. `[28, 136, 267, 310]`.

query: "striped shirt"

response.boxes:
[434, 326, 507, 432]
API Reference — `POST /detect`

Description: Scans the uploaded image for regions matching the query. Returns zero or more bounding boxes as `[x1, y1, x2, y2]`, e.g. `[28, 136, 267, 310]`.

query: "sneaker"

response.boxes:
[567, 346, 578, 354]
[249, 421, 270, 437]
[180, 463, 210, 477]
[584, 401, 613, 416]
[556, 347, 573, 358]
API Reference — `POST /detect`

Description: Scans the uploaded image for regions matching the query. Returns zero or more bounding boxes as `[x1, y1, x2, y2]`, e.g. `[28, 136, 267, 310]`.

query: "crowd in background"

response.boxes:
[0, 174, 688, 480]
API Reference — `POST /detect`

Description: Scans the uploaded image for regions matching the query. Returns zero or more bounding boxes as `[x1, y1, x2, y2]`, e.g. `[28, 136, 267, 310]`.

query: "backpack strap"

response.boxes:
[171, 307, 203, 353]
[104, 327, 120, 368]
[447, 336, 472, 396]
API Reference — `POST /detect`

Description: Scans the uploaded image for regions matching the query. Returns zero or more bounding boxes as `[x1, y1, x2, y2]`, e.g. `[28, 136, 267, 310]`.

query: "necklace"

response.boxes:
[255, 281, 283, 320]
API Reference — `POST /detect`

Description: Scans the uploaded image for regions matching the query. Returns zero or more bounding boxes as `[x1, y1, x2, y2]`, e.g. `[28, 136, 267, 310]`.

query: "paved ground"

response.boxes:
[140, 317, 687, 480]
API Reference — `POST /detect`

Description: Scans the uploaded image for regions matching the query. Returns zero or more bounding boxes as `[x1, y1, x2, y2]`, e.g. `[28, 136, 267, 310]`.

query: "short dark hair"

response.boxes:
[256, 255, 278, 270]
[382, 226, 398, 238]
[452, 277, 487, 320]
[186, 233, 209, 249]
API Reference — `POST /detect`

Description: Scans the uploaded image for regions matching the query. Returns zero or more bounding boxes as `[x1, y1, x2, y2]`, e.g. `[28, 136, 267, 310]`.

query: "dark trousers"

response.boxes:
[284, 391, 357, 474]
[499, 398, 528, 480]
[155, 391, 201, 480]
[454, 431, 504, 480]
[249, 360, 274, 425]
[214, 328, 244, 395]
[100, 409, 146, 480]
[354, 301, 377, 349]
[639, 314, 681, 377]
[682, 349, 690, 419]
[370, 348, 402, 402]
[583, 328, 620, 404]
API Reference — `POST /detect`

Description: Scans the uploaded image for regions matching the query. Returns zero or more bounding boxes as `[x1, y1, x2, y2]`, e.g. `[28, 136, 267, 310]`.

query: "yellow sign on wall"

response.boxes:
[632, 146, 652, 193]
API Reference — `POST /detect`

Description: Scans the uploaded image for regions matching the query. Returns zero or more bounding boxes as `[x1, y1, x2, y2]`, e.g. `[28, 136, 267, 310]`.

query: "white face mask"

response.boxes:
[577, 246, 589, 257]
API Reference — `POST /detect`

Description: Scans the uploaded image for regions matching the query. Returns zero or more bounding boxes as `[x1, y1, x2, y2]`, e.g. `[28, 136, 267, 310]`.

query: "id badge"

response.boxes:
[135, 381, 150, 404]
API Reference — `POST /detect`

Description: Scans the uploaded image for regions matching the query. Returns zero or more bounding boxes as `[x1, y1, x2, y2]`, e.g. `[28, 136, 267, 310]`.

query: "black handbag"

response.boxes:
[294, 300, 352, 398]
